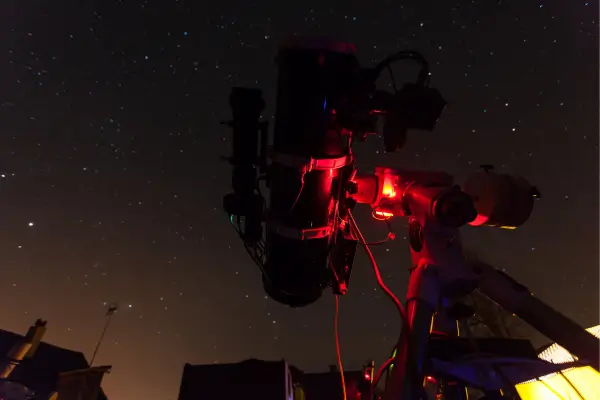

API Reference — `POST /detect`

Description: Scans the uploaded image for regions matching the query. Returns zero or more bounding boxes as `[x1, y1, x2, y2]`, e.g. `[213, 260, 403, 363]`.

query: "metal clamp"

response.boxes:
[268, 220, 332, 241]
[268, 147, 350, 174]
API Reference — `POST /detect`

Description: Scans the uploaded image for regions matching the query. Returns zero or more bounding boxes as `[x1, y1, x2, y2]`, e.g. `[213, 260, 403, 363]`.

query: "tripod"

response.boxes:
[378, 217, 599, 400]
[348, 169, 599, 400]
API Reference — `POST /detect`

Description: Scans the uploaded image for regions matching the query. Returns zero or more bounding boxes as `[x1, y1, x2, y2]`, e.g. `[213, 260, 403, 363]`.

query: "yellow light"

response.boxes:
[382, 184, 396, 198]
[517, 325, 600, 399]
[539, 325, 600, 364]
[381, 173, 396, 198]
[515, 366, 600, 400]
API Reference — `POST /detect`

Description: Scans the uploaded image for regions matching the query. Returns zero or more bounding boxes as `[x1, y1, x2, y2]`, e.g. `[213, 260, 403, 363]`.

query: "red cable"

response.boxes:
[347, 210, 407, 324]
[334, 295, 347, 400]
[335, 211, 408, 400]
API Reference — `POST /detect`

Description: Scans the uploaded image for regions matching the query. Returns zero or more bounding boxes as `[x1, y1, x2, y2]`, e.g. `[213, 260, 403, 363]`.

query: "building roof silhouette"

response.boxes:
[178, 358, 365, 400]
[178, 359, 295, 400]
[0, 329, 108, 400]
[301, 369, 364, 400]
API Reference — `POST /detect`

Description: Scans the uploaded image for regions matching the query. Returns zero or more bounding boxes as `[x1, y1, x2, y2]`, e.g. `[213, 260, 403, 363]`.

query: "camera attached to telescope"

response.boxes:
[222, 37, 538, 308]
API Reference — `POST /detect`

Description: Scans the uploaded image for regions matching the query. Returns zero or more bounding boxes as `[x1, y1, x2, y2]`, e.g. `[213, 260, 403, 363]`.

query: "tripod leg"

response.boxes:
[432, 303, 469, 400]
[474, 261, 599, 370]
[384, 262, 439, 400]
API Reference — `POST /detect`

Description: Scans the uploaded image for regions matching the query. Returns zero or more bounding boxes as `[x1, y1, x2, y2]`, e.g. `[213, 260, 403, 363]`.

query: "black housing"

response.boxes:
[265, 39, 360, 307]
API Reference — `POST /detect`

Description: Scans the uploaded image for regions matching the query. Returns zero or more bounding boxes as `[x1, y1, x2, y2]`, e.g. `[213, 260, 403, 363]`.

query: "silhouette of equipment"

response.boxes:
[221, 36, 599, 400]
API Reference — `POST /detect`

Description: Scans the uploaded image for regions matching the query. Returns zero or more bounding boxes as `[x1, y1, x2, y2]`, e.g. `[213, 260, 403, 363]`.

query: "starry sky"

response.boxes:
[0, 1, 598, 399]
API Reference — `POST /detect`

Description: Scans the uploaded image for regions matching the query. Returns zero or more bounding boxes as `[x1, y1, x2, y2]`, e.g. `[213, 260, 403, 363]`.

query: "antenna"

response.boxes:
[89, 303, 118, 366]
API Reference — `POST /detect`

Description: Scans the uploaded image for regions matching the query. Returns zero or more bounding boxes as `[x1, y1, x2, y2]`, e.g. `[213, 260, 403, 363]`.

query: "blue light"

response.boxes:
[323, 98, 327, 110]
[183, 31, 188, 36]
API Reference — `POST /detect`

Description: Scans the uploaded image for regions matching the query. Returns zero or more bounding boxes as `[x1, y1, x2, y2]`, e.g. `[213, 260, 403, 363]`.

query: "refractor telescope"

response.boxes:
[222, 37, 599, 400]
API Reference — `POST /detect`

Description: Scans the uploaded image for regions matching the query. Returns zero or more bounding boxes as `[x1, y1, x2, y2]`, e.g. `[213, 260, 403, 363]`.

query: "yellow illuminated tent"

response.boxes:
[515, 325, 600, 400]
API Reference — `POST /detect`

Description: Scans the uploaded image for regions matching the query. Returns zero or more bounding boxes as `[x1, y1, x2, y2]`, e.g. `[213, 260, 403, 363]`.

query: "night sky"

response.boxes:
[1, 1, 598, 399]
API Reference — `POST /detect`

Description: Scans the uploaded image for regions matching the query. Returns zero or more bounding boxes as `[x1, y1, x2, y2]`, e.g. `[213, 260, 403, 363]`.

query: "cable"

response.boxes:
[334, 295, 347, 400]
[348, 210, 412, 399]
[364, 233, 395, 246]
[288, 172, 305, 213]
[365, 212, 396, 245]
[374, 51, 431, 87]
[348, 211, 413, 399]
[372, 356, 395, 391]
[372, 353, 429, 400]
[347, 210, 406, 324]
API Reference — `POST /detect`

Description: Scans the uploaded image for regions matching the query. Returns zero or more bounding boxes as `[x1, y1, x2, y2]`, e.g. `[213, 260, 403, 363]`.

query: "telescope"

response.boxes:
[222, 37, 599, 399]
